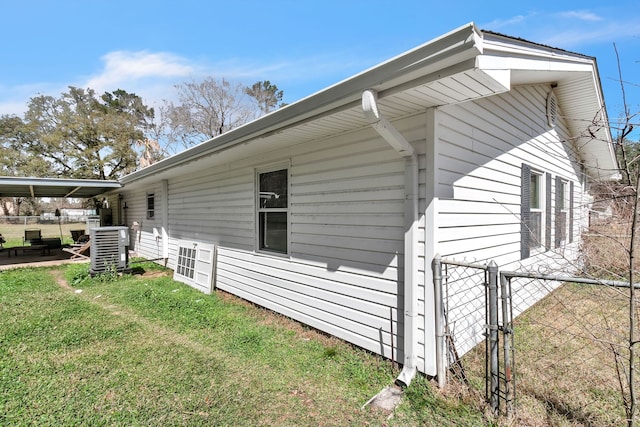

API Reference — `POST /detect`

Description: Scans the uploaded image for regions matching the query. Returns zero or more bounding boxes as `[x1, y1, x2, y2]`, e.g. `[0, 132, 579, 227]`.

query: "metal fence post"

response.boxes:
[432, 254, 446, 388]
[500, 273, 514, 417]
[487, 260, 499, 415]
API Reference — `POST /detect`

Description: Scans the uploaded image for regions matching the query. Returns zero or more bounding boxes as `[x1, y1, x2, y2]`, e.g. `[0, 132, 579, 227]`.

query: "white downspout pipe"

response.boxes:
[362, 89, 419, 387]
[161, 179, 169, 262]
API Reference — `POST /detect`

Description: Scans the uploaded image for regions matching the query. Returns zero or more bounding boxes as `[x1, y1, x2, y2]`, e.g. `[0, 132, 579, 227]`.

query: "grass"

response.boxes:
[0, 221, 83, 247]
[506, 282, 634, 426]
[0, 262, 488, 426]
[452, 222, 640, 426]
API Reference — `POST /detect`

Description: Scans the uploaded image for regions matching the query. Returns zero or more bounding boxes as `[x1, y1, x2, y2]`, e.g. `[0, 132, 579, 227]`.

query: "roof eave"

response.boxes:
[478, 32, 618, 179]
[0, 176, 121, 198]
[120, 22, 483, 185]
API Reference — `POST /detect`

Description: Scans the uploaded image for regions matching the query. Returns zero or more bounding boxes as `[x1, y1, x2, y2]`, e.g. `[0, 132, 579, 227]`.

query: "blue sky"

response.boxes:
[2, 1, 638, 138]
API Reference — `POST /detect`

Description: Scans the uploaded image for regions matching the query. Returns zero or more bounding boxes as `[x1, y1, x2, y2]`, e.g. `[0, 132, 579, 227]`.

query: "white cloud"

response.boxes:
[557, 10, 603, 22]
[481, 15, 528, 31]
[0, 48, 361, 117]
[481, 10, 640, 50]
[0, 51, 197, 116]
[0, 100, 29, 116]
[84, 51, 194, 94]
[540, 22, 640, 48]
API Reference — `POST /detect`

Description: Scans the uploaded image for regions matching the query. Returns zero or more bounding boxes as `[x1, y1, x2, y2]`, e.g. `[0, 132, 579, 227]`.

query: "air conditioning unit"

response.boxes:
[90, 226, 129, 275]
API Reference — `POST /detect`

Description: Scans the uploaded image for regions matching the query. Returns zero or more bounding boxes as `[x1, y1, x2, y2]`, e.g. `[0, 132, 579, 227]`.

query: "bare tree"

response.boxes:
[584, 44, 640, 426]
[160, 78, 285, 154]
[161, 78, 254, 152]
[612, 42, 640, 426]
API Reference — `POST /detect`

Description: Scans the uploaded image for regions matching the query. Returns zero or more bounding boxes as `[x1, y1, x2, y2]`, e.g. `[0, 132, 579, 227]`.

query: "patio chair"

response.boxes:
[70, 229, 87, 244]
[23, 229, 42, 245]
[62, 239, 90, 260]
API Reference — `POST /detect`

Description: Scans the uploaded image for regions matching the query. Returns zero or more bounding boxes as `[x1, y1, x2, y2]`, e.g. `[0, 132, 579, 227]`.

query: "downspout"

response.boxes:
[362, 89, 419, 387]
[161, 179, 169, 263]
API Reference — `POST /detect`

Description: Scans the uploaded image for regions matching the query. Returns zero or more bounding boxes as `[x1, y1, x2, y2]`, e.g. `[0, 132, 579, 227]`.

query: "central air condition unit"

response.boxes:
[90, 226, 129, 275]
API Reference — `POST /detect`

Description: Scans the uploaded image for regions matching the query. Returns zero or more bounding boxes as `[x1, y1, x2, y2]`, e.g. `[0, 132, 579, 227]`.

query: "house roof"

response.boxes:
[120, 22, 617, 186]
[0, 176, 121, 198]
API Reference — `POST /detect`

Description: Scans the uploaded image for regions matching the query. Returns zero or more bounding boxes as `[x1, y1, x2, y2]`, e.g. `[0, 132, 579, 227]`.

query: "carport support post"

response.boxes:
[487, 260, 499, 415]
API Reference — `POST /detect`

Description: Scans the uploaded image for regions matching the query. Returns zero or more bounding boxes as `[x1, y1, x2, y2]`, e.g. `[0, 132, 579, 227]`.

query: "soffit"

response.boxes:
[478, 38, 617, 180]
[125, 66, 509, 186]
[0, 177, 121, 198]
[121, 24, 617, 186]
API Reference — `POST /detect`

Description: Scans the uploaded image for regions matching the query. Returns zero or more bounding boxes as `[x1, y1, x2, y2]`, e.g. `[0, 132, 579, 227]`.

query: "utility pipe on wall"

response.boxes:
[362, 89, 419, 387]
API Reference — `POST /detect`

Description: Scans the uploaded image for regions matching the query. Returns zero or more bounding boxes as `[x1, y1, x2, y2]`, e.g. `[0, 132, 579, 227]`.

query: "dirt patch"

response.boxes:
[50, 269, 74, 291]
[46, 269, 215, 355]
[138, 270, 171, 279]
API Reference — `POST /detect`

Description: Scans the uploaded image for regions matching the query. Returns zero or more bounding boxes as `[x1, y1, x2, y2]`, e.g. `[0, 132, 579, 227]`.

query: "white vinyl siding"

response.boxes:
[433, 85, 589, 360]
[435, 85, 585, 267]
[114, 185, 164, 259]
[115, 83, 592, 376]
[121, 113, 427, 366]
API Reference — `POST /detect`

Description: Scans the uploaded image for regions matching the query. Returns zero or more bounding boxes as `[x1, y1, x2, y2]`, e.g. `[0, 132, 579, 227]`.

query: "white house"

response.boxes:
[104, 23, 617, 385]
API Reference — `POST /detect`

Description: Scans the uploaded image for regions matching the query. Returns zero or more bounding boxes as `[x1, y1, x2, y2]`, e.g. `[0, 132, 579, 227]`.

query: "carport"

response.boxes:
[0, 176, 121, 269]
[0, 176, 121, 199]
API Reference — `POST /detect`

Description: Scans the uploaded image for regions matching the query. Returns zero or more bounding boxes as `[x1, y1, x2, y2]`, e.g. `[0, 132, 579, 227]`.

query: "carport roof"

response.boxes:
[0, 176, 121, 198]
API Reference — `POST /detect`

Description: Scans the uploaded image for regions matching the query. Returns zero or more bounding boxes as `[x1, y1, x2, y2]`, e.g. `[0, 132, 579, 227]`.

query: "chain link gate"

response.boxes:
[432, 255, 508, 415]
[434, 254, 638, 420]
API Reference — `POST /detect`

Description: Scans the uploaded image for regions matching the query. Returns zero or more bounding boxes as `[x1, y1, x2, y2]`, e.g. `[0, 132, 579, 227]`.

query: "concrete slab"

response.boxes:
[0, 247, 87, 271]
[363, 385, 404, 412]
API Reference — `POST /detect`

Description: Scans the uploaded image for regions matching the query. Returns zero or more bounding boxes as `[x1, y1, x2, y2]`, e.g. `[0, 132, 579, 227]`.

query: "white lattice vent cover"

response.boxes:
[546, 90, 558, 128]
[173, 240, 216, 294]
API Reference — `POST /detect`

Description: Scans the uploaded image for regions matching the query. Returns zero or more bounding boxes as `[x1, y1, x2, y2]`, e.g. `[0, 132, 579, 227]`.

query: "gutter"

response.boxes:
[362, 89, 419, 387]
[120, 23, 481, 186]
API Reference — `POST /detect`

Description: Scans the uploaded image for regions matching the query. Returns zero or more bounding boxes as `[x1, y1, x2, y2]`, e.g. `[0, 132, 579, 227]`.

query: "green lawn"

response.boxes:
[0, 221, 83, 247]
[0, 262, 488, 426]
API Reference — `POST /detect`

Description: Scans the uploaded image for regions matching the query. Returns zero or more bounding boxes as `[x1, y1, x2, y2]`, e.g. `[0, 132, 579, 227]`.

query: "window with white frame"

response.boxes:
[557, 179, 567, 244]
[521, 164, 547, 259]
[146, 193, 155, 219]
[257, 168, 288, 254]
[529, 170, 543, 250]
[555, 178, 573, 246]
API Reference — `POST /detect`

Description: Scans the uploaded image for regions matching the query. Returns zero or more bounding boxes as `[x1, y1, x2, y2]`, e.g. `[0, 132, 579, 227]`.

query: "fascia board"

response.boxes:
[476, 54, 595, 74]
[120, 23, 482, 185]
[478, 33, 617, 179]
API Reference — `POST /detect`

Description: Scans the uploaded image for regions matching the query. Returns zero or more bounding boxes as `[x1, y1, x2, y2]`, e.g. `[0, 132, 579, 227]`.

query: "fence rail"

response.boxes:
[433, 254, 638, 422]
[432, 256, 500, 409]
[0, 215, 99, 225]
[0, 215, 100, 245]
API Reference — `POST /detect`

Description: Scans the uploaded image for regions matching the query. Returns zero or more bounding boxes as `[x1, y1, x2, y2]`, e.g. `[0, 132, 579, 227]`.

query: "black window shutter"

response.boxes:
[555, 176, 562, 248]
[545, 173, 552, 251]
[569, 181, 574, 243]
[521, 164, 531, 259]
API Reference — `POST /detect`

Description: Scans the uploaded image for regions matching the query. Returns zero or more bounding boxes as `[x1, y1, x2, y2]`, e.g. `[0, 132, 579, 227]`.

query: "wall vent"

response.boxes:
[546, 90, 558, 128]
[90, 226, 129, 275]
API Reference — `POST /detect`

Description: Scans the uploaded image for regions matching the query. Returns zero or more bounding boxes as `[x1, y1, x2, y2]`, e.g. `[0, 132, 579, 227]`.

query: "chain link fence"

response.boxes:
[0, 215, 99, 245]
[434, 257, 495, 405]
[501, 272, 637, 425]
[435, 255, 638, 424]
